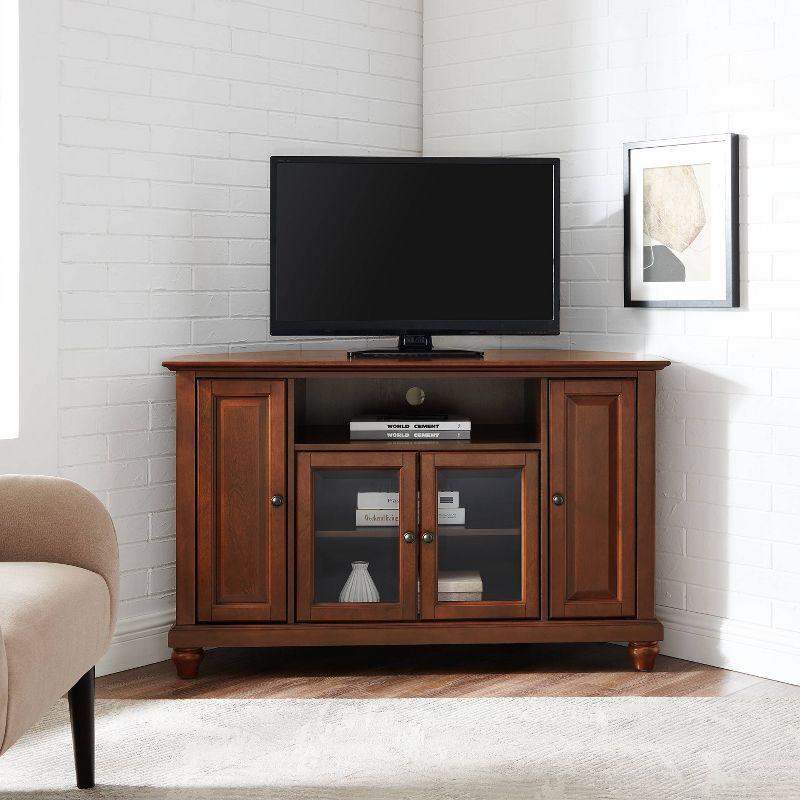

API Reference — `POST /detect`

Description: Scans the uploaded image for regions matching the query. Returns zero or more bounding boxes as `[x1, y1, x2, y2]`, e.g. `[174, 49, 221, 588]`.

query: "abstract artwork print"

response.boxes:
[624, 135, 738, 308]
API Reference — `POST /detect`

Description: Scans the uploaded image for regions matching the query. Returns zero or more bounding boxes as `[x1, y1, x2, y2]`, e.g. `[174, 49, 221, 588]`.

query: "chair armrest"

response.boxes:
[0, 476, 119, 635]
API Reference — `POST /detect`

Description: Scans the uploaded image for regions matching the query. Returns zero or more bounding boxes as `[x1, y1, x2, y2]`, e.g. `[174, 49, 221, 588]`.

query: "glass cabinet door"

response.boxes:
[296, 452, 417, 622]
[418, 452, 539, 620]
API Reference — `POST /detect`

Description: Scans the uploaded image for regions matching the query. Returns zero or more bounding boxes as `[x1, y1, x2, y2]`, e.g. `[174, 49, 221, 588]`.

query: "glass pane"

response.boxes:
[314, 469, 400, 604]
[436, 468, 522, 603]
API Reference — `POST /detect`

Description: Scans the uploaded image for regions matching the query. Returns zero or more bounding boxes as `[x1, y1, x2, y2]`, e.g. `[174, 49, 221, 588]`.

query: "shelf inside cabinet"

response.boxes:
[293, 375, 543, 451]
[438, 526, 520, 537]
[315, 527, 520, 539]
[316, 528, 396, 539]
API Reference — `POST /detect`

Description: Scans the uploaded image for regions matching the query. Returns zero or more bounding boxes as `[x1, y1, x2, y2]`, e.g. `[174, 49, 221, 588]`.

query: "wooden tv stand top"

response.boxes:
[163, 348, 671, 372]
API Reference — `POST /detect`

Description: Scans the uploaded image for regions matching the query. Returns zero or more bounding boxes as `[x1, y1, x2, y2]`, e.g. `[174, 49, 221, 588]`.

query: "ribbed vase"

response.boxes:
[339, 561, 380, 603]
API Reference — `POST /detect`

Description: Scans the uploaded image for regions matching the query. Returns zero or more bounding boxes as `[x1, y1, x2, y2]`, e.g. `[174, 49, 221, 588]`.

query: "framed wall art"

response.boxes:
[623, 134, 739, 308]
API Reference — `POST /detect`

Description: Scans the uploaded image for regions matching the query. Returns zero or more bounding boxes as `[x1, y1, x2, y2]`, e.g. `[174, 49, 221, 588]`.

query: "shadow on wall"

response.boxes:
[652, 134, 772, 671]
[656, 363, 751, 667]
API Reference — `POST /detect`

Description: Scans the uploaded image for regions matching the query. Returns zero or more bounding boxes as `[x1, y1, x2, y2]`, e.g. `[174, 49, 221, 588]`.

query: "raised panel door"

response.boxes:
[197, 379, 286, 622]
[549, 379, 636, 619]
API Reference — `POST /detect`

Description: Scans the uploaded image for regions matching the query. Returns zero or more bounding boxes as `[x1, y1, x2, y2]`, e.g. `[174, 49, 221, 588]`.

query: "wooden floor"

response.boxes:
[97, 643, 800, 700]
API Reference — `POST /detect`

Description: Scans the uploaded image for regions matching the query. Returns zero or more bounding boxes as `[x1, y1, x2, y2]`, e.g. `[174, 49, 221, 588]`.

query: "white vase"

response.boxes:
[339, 561, 380, 603]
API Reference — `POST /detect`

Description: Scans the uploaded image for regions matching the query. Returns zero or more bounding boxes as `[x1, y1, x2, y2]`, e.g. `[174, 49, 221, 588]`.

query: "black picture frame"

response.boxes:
[623, 134, 739, 308]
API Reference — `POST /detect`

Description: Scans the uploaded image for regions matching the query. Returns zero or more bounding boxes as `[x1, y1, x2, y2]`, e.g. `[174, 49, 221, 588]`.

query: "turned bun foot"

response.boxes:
[628, 641, 659, 672]
[172, 647, 204, 679]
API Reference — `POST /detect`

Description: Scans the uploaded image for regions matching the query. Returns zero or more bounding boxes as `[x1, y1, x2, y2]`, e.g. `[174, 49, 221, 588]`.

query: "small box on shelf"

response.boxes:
[438, 571, 483, 602]
[417, 571, 484, 602]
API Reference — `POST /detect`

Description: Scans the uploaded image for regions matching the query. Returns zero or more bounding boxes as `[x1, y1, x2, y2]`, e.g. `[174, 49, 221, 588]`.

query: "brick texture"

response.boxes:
[59, 0, 422, 623]
[423, 0, 800, 650]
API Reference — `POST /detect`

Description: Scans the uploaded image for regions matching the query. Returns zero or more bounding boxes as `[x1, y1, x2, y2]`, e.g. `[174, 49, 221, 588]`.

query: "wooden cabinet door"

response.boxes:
[197, 379, 286, 622]
[549, 380, 636, 619]
[296, 452, 418, 622]
[419, 452, 539, 621]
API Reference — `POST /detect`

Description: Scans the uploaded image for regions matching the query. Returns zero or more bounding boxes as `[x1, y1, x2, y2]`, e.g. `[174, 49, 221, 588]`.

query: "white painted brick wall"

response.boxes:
[424, 0, 800, 679]
[57, 0, 799, 679]
[59, 0, 422, 625]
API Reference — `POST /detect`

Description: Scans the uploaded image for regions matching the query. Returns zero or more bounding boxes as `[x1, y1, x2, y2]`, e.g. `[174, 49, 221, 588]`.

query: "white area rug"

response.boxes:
[1, 697, 799, 799]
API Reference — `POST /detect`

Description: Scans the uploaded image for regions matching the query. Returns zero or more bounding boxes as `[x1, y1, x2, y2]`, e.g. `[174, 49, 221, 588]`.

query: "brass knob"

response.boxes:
[403, 531, 416, 543]
[422, 531, 434, 543]
[271, 495, 284, 507]
[552, 494, 565, 506]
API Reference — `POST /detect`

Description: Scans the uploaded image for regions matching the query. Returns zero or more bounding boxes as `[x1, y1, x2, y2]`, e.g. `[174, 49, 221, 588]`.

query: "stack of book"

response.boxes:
[437, 570, 483, 602]
[356, 491, 466, 526]
[417, 571, 484, 603]
[349, 414, 471, 441]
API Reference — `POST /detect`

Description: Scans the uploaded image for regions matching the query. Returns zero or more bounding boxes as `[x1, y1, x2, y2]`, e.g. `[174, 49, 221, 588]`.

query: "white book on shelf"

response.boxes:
[437, 507, 465, 525]
[357, 491, 459, 509]
[437, 570, 483, 594]
[419, 571, 483, 602]
[355, 507, 465, 526]
[350, 415, 471, 432]
[357, 492, 400, 509]
[350, 430, 470, 440]
[355, 509, 399, 526]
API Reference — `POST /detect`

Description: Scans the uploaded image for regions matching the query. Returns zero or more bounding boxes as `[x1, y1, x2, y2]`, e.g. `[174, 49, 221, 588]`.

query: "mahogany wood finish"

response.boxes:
[628, 641, 660, 672]
[163, 348, 669, 372]
[170, 618, 664, 648]
[197, 379, 286, 623]
[174, 370, 197, 626]
[165, 349, 669, 678]
[172, 647, 205, 679]
[636, 370, 657, 620]
[549, 379, 636, 619]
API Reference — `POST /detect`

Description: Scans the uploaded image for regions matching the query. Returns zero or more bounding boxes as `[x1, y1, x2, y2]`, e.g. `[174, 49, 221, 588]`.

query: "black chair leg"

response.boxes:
[67, 667, 95, 789]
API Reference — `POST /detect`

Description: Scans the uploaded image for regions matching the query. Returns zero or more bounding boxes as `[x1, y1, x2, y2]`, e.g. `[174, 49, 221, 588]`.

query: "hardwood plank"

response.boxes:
[97, 644, 795, 701]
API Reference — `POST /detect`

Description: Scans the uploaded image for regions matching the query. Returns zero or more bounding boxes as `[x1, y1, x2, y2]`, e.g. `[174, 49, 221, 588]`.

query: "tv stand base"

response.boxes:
[349, 334, 484, 359]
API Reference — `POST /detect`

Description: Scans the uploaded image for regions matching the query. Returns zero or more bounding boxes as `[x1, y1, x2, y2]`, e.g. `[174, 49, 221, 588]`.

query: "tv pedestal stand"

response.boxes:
[349, 334, 484, 359]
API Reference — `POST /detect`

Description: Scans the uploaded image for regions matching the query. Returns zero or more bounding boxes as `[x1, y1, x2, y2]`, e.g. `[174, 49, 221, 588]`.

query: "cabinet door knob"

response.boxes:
[271, 494, 284, 507]
[403, 531, 416, 543]
[421, 531, 434, 544]
[552, 493, 565, 506]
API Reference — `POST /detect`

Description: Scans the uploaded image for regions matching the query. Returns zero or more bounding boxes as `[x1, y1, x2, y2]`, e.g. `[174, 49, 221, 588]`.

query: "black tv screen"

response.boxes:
[270, 157, 560, 337]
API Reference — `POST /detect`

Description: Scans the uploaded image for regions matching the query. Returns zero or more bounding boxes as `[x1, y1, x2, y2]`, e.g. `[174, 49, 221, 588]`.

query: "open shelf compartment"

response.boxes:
[294, 376, 542, 449]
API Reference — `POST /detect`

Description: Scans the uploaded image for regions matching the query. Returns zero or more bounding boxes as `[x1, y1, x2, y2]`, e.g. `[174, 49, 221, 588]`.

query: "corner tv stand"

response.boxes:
[164, 348, 669, 679]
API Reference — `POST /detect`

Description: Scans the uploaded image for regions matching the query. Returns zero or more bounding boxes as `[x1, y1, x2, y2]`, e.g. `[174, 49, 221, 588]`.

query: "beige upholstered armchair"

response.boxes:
[0, 475, 119, 789]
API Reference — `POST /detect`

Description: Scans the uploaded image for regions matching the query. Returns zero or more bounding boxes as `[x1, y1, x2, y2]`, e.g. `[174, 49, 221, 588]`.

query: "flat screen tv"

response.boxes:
[270, 156, 560, 357]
